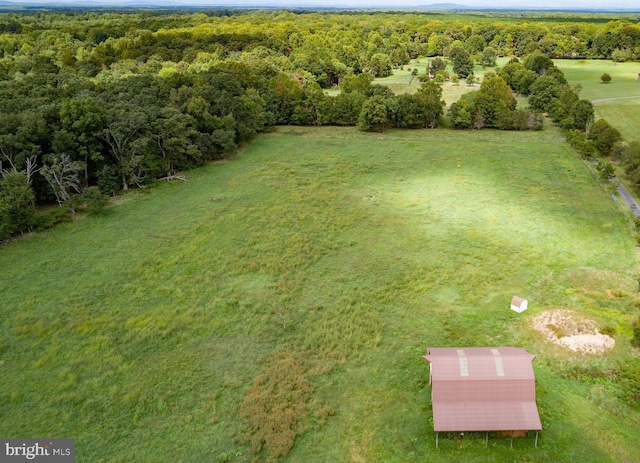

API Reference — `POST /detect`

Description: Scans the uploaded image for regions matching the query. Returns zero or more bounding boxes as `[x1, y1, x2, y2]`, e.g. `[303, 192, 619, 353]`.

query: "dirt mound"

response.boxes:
[532, 310, 614, 354]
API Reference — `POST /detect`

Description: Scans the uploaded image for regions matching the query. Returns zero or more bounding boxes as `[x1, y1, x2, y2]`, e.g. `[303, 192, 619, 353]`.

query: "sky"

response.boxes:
[5, 0, 640, 10]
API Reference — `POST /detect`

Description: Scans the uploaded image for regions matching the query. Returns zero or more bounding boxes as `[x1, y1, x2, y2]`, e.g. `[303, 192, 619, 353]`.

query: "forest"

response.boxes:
[1, 9, 639, 239]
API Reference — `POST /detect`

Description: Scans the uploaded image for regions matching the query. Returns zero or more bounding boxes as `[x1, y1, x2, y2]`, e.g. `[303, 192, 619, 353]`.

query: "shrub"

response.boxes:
[619, 358, 640, 407]
[79, 186, 108, 214]
[97, 164, 120, 197]
[465, 73, 475, 86]
[632, 319, 640, 348]
[512, 109, 543, 131]
[33, 207, 72, 232]
[434, 69, 448, 83]
[448, 93, 475, 129]
[601, 73, 612, 84]
[0, 171, 36, 240]
[611, 48, 633, 62]
[596, 159, 615, 181]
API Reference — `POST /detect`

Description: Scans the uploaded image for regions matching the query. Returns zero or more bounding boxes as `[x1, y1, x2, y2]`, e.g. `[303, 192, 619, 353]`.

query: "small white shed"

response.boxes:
[511, 296, 528, 313]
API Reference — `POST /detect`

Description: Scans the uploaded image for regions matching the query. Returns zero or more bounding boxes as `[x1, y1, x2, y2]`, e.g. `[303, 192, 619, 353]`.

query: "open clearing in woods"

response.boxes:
[556, 59, 640, 143]
[1, 126, 640, 462]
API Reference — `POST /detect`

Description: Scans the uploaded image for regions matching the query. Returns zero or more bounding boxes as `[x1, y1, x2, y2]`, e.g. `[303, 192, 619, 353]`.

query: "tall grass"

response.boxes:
[1, 126, 639, 462]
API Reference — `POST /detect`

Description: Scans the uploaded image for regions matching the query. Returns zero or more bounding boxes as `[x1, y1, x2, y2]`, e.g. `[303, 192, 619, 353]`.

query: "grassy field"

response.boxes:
[373, 58, 503, 106]
[1, 126, 640, 462]
[371, 58, 527, 109]
[592, 98, 640, 143]
[325, 57, 526, 109]
[323, 59, 501, 103]
[555, 59, 640, 142]
[555, 60, 640, 101]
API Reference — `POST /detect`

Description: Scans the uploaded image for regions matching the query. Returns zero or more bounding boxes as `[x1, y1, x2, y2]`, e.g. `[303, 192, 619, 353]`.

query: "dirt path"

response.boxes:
[591, 95, 640, 104]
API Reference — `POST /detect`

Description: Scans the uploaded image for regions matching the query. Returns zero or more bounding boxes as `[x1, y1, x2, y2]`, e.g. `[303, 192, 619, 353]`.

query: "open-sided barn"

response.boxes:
[423, 347, 542, 447]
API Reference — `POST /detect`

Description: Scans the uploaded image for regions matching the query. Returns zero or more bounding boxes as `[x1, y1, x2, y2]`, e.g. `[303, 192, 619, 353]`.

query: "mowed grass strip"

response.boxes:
[1, 126, 639, 462]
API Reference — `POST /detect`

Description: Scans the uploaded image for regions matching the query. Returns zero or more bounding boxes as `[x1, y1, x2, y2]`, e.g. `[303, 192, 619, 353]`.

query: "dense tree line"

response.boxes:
[1, 10, 639, 239]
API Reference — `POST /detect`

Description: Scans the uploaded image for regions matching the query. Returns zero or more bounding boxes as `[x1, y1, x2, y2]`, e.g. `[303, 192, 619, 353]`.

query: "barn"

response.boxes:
[423, 347, 542, 447]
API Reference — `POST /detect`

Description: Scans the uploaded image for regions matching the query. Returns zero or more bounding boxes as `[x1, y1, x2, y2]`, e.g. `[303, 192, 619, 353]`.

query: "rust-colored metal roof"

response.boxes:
[424, 347, 542, 432]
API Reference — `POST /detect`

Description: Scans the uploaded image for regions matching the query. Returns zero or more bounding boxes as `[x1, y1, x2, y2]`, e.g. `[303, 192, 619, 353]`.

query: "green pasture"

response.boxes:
[374, 58, 495, 105]
[1, 126, 640, 462]
[555, 59, 640, 101]
[327, 57, 525, 108]
[373, 58, 527, 108]
[555, 59, 640, 142]
[593, 98, 640, 143]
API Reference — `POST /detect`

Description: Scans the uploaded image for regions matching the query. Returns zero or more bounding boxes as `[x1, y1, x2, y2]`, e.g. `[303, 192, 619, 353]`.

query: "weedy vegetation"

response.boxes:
[1, 126, 640, 462]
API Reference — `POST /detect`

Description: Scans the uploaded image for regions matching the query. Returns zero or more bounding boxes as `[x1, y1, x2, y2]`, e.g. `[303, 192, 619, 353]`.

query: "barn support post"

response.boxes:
[535, 431, 539, 448]
[436, 432, 439, 448]
[485, 432, 488, 448]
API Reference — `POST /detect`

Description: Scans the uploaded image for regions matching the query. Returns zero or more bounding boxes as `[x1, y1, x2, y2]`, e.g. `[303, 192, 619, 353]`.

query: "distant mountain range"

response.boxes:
[417, 3, 468, 9]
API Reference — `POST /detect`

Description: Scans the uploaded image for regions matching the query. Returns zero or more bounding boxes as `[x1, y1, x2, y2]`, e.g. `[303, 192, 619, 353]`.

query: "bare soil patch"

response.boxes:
[532, 310, 615, 354]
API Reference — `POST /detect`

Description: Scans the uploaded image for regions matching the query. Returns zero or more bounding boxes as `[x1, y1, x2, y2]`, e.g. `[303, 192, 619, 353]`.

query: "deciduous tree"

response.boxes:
[358, 95, 392, 132]
[528, 75, 562, 112]
[450, 47, 474, 78]
[0, 170, 35, 239]
[101, 101, 150, 190]
[480, 46, 498, 67]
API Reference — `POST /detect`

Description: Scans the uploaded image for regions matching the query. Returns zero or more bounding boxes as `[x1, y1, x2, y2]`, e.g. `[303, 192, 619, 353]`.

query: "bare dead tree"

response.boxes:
[24, 156, 40, 184]
[0, 147, 16, 175]
[0, 149, 39, 184]
[41, 154, 83, 214]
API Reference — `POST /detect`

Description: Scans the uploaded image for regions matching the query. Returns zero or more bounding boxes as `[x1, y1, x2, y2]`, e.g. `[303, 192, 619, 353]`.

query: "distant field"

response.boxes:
[1, 126, 639, 462]
[328, 57, 532, 109]
[372, 58, 528, 109]
[555, 60, 640, 101]
[555, 59, 640, 142]
[593, 98, 640, 142]
[374, 58, 505, 106]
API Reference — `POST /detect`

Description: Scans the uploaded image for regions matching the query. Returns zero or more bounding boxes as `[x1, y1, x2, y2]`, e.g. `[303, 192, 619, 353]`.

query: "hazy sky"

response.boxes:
[180, 0, 640, 9]
[8, 0, 640, 9]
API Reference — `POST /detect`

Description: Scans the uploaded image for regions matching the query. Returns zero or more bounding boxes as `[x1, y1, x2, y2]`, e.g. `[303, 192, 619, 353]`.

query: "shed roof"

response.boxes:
[425, 347, 535, 382]
[424, 347, 542, 432]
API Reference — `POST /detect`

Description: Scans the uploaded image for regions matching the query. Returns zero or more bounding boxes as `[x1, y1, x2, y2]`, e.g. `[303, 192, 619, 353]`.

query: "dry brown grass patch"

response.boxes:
[239, 351, 314, 461]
